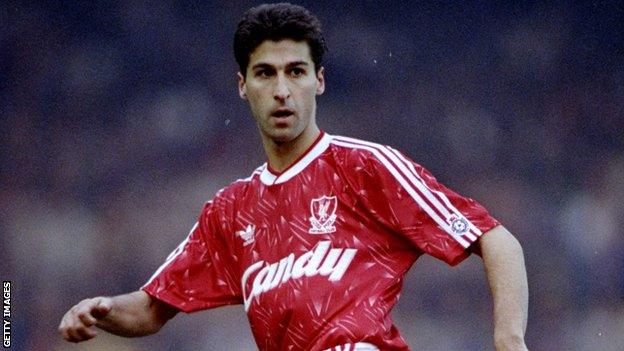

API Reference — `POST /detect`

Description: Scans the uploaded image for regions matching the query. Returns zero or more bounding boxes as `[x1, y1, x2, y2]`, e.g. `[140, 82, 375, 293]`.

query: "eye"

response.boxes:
[290, 67, 305, 77]
[255, 69, 274, 78]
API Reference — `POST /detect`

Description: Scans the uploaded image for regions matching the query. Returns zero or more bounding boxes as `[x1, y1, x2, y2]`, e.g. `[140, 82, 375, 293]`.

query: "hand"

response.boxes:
[58, 297, 113, 343]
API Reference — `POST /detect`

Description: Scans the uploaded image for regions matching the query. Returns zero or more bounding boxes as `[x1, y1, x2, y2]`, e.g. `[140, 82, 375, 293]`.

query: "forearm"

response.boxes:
[479, 225, 528, 349]
[96, 291, 176, 337]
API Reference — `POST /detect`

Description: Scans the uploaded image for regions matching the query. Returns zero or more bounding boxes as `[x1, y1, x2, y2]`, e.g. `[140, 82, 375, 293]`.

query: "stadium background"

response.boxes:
[1, 1, 623, 350]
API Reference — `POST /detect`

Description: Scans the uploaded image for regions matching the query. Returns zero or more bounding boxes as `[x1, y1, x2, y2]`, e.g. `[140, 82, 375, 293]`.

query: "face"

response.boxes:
[238, 39, 325, 144]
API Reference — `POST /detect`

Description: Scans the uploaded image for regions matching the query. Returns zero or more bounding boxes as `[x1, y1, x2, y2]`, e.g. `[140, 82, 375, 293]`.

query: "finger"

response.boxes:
[78, 311, 97, 327]
[60, 301, 89, 342]
[66, 325, 97, 343]
[74, 300, 99, 321]
[75, 298, 94, 311]
[64, 312, 89, 341]
[92, 298, 112, 319]
[75, 326, 98, 340]
[66, 327, 83, 343]
[58, 321, 69, 341]
[58, 314, 73, 340]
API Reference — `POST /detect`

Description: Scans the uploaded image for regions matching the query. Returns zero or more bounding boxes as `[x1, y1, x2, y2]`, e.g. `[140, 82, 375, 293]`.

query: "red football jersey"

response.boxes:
[142, 132, 499, 351]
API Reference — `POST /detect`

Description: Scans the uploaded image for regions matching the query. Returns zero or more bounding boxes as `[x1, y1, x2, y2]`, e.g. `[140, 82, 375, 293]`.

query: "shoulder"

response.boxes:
[329, 134, 380, 161]
[328, 133, 431, 189]
[203, 164, 265, 212]
[219, 164, 264, 196]
[328, 134, 415, 170]
[196, 164, 264, 235]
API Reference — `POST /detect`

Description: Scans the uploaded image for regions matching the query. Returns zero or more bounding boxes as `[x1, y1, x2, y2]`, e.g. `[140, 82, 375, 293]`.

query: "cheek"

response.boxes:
[306, 80, 320, 96]
[300, 86, 318, 107]
[295, 82, 317, 100]
[247, 90, 269, 109]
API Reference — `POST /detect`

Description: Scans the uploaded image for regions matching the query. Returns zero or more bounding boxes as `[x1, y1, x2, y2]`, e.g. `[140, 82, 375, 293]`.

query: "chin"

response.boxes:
[265, 128, 299, 144]
[270, 134, 295, 144]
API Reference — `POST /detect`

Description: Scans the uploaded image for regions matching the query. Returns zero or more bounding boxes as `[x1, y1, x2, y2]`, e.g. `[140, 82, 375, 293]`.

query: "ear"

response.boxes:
[315, 66, 325, 95]
[237, 72, 247, 100]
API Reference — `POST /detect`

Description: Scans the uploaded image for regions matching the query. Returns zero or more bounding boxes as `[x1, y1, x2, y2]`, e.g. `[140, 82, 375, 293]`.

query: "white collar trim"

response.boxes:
[259, 133, 332, 186]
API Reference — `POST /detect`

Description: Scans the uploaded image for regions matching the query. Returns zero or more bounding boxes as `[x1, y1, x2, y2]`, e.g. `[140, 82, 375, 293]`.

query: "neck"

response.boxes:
[262, 125, 321, 173]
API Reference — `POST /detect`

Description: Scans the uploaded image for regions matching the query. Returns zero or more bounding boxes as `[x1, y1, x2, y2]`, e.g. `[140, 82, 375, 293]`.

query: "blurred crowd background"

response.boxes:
[1, 1, 623, 350]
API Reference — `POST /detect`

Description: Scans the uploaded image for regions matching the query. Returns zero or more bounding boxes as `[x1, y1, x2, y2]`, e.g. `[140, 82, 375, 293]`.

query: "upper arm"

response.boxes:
[474, 225, 523, 258]
[336, 141, 499, 266]
[140, 199, 242, 313]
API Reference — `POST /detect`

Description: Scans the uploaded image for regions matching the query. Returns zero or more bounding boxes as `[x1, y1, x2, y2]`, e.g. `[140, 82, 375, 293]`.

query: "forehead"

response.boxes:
[248, 39, 313, 68]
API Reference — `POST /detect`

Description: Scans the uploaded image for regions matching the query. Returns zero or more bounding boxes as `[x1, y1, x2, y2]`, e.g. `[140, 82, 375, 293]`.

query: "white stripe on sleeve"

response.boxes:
[335, 136, 479, 236]
[386, 146, 483, 238]
[332, 139, 472, 248]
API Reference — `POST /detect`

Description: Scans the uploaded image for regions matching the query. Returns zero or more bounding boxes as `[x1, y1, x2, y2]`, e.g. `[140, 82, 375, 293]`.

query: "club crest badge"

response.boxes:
[308, 195, 338, 234]
[448, 215, 469, 234]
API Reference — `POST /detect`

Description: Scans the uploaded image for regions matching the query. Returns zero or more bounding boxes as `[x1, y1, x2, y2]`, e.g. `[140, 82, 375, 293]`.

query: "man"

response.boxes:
[59, 3, 528, 350]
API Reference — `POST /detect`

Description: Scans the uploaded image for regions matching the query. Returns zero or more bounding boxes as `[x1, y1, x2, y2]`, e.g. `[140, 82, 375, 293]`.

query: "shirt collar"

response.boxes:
[259, 132, 332, 186]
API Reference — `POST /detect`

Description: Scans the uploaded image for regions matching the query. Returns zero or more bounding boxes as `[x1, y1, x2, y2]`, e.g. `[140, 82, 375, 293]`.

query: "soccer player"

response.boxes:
[59, 3, 529, 350]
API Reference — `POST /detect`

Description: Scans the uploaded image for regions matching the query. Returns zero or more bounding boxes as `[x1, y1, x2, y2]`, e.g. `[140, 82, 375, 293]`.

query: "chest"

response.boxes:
[225, 164, 418, 342]
[231, 170, 369, 260]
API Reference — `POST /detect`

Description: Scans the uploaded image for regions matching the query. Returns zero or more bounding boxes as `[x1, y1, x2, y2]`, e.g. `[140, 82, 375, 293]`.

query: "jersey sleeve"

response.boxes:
[344, 143, 499, 266]
[141, 199, 241, 312]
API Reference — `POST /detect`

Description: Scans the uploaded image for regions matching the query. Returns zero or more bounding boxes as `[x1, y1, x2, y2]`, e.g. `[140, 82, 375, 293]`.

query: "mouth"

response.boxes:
[271, 108, 295, 120]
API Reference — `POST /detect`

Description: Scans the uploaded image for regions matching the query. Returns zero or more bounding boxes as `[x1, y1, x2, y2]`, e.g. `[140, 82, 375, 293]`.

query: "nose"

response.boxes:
[273, 74, 290, 101]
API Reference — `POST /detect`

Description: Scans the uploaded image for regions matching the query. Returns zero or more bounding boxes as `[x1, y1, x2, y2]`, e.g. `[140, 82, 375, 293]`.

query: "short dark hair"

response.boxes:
[234, 3, 327, 75]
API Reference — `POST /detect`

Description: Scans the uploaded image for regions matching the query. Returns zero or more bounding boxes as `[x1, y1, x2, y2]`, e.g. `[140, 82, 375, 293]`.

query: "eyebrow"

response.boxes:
[251, 61, 310, 70]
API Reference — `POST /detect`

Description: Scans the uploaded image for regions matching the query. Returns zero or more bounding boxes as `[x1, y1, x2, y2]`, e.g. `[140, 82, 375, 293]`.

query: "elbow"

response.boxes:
[143, 299, 178, 336]
[123, 320, 164, 338]
[145, 321, 165, 336]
